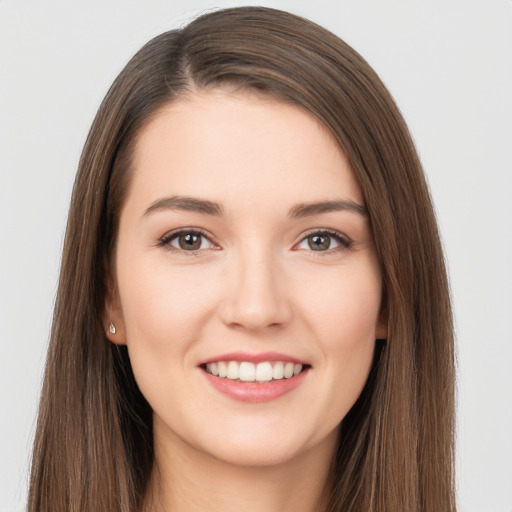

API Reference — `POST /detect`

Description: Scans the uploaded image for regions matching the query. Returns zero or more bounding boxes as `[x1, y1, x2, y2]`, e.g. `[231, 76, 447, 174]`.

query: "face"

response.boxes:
[107, 91, 386, 468]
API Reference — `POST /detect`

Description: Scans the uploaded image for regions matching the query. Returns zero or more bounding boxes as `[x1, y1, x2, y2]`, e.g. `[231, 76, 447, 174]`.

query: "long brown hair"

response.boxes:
[28, 7, 455, 511]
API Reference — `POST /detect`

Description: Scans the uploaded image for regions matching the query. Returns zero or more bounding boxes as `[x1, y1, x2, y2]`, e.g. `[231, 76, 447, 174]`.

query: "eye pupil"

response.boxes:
[308, 234, 330, 251]
[179, 233, 201, 250]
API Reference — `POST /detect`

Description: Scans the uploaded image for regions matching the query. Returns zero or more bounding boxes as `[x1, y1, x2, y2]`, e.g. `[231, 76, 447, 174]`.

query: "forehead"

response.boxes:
[127, 90, 363, 214]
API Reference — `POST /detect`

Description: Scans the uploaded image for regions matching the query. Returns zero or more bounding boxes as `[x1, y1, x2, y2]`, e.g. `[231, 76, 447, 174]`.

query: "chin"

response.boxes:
[193, 421, 337, 470]
[203, 439, 309, 468]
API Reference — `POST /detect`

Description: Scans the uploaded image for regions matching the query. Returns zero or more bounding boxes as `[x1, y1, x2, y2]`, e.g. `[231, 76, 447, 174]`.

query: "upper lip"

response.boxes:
[198, 351, 309, 366]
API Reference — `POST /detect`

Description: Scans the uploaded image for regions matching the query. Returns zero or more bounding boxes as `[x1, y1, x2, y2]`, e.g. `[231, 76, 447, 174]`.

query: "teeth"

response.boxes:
[205, 361, 304, 382]
[239, 362, 255, 382]
[255, 362, 273, 382]
[272, 362, 284, 379]
[284, 362, 294, 378]
[227, 361, 239, 379]
[218, 361, 227, 378]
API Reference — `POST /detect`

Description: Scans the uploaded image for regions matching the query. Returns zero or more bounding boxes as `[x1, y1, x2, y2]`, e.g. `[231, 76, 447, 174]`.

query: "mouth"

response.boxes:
[199, 353, 311, 403]
[201, 360, 309, 383]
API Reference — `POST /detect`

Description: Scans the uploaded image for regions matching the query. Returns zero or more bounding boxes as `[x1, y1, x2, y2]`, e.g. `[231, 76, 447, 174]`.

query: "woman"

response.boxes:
[28, 6, 455, 512]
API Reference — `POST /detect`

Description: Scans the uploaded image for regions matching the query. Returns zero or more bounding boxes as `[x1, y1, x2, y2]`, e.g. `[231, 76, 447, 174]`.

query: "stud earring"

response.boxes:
[109, 322, 116, 334]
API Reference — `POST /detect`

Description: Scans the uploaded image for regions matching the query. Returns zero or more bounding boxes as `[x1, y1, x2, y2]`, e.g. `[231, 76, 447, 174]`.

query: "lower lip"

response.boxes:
[202, 369, 309, 403]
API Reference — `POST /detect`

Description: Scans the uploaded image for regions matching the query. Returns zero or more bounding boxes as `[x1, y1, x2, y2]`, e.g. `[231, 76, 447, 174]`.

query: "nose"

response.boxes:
[218, 250, 292, 332]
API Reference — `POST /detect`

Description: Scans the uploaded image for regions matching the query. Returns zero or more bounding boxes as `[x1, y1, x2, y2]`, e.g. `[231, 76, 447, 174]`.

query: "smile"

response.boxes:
[200, 353, 310, 403]
[205, 361, 304, 382]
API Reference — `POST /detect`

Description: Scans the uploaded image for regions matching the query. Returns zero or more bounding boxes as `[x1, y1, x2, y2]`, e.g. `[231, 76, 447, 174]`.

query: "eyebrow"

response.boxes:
[288, 199, 367, 218]
[143, 195, 367, 218]
[144, 196, 224, 216]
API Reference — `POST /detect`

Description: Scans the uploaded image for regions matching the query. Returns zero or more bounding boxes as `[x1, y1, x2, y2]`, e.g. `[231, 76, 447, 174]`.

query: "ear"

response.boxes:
[104, 269, 127, 345]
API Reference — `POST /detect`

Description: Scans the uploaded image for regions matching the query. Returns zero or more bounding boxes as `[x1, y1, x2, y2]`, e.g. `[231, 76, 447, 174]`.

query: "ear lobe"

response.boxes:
[105, 318, 127, 345]
[104, 272, 127, 345]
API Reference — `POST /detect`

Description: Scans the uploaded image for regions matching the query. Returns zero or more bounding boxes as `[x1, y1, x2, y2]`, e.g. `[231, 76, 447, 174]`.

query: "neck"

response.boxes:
[144, 428, 336, 512]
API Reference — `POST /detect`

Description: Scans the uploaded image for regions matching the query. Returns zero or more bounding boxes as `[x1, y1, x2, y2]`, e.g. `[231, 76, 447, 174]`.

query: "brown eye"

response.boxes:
[161, 230, 216, 253]
[307, 234, 332, 251]
[295, 230, 351, 254]
[177, 233, 202, 250]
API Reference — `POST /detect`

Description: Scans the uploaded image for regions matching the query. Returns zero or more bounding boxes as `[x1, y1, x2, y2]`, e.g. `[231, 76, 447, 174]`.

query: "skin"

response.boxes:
[106, 90, 386, 512]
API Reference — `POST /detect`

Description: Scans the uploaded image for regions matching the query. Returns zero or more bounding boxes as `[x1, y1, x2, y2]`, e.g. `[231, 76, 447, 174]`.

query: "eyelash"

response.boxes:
[157, 228, 352, 256]
[157, 228, 217, 255]
[295, 229, 353, 256]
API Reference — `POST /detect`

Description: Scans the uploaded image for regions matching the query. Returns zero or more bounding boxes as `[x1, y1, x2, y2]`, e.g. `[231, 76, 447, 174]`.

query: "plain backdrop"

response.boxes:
[1, 1, 511, 511]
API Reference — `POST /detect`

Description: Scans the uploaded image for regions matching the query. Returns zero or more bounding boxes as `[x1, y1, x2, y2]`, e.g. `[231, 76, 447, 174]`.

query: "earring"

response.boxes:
[109, 322, 116, 334]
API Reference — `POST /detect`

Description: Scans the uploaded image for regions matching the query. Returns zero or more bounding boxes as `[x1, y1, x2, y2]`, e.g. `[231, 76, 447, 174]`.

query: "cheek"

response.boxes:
[296, 259, 381, 409]
[118, 256, 216, 344]
[115, 258, 217, 408]
[298, 259, 382, 345]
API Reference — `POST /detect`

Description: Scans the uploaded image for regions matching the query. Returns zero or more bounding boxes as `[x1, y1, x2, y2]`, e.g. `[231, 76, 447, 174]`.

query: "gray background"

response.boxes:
[1, 1, 511, 511]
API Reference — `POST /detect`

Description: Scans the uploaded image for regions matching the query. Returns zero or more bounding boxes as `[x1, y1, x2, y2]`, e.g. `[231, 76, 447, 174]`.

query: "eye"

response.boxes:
[295, 230, 351, 253]
[159, 229, 217, 253]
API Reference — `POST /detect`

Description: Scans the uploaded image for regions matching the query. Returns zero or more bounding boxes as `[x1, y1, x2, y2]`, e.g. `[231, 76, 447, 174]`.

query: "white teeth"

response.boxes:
[284, 362, 294, 378]
[227, 361, 239, 379]
[239, 362, 255, 381]
[218, 361, 227, 378]
[272, 361, 284, 379]
[205, 360, 305, 382]
[255, 362, 273, 382]
[272, 362, 284, 379]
